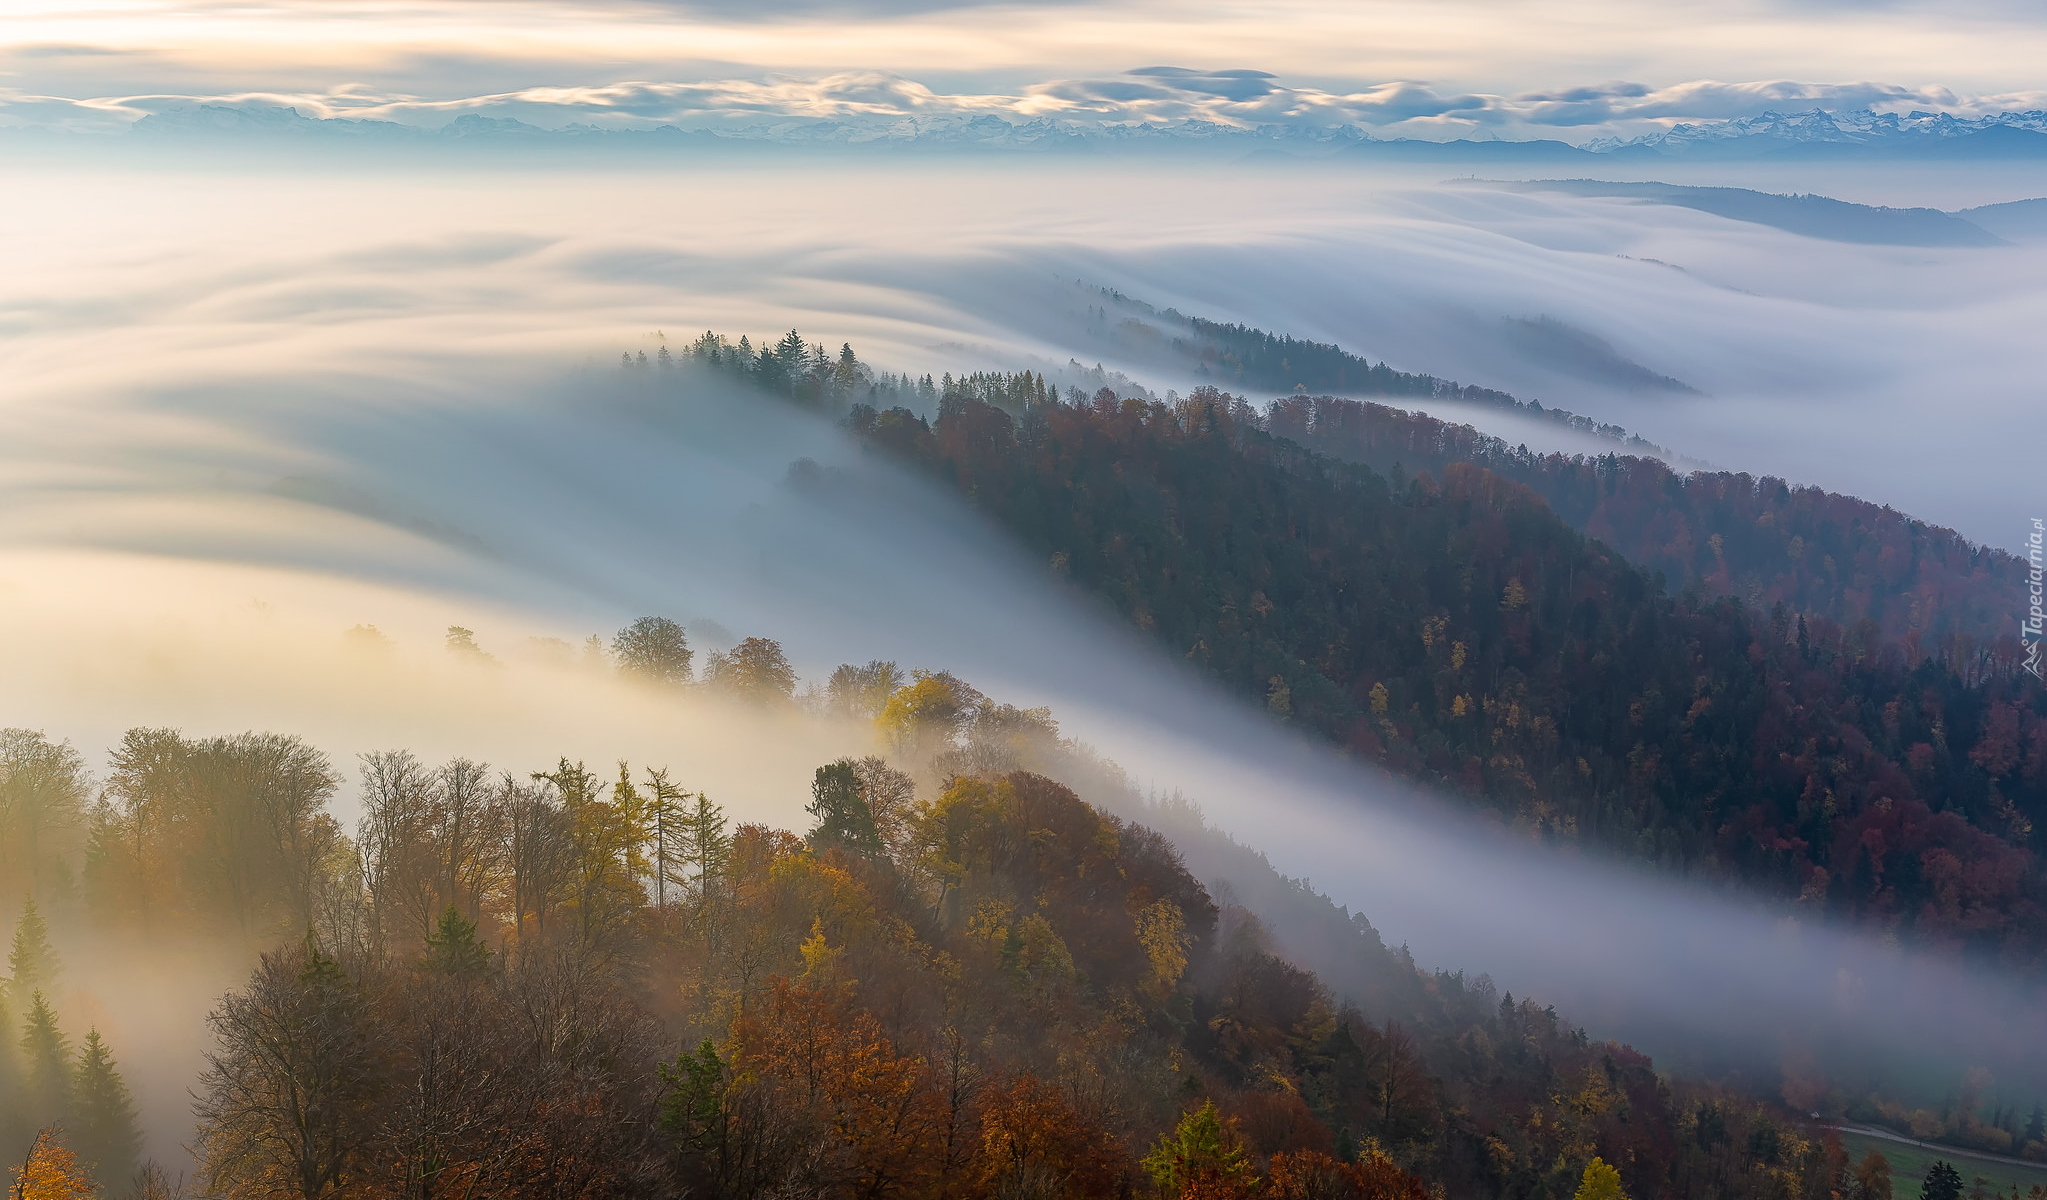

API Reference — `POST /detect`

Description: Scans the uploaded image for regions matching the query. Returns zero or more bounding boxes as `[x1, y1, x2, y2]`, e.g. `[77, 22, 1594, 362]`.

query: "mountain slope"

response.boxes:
[1265, 394, 2023, 646]
[846, 386, 2047, 962]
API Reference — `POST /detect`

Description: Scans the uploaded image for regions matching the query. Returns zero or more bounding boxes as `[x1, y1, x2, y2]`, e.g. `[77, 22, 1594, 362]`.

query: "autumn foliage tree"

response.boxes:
[10, 1129, 95, 1200]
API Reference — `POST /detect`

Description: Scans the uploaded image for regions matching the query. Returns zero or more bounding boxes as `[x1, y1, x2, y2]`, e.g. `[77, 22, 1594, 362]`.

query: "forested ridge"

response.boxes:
[0, 641, 1873, 1200]
[1067, 293, 1672, 453]
[821, 373, 2047, 967]
[1263, 396, 2023, 647]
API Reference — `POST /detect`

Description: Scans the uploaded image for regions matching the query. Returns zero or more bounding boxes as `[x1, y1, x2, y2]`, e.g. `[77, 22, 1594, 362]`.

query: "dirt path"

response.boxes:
[1829, 1123, 2047, 1175]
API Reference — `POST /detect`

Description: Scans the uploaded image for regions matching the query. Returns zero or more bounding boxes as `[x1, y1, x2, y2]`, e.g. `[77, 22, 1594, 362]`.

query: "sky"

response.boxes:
[6, 0, 2047, 138]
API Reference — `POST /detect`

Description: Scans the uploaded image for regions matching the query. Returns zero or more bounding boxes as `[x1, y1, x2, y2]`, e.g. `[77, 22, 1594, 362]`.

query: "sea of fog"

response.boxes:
[5, 151, 2047, 1149]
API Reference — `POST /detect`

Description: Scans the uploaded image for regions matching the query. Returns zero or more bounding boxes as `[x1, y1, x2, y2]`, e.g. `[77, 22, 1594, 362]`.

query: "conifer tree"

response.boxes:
[8, 898, 60, 998]
[20, 990, 71, 1124]
[0, 1011, 25, 1184]
[69, 1028, 142, 1189]
[1919, 1161, 1963, 1200]
[679, 792, 729, 905]
[422, 906, 490, 980]
[1141, 1101, 1248, 1195]
[805, 761, 880, 856]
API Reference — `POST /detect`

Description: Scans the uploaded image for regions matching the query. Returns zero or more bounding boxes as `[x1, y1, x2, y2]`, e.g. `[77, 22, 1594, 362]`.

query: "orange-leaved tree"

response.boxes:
[11, 1129, 96, 1200]
[975, 1073, 1126, 1199]
[729, 976, 945, 1197]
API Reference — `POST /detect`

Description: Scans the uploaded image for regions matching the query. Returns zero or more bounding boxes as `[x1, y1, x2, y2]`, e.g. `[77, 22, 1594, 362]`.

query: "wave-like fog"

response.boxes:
[6, 153, 2047, 1151]
[5, 155, 2044, 546]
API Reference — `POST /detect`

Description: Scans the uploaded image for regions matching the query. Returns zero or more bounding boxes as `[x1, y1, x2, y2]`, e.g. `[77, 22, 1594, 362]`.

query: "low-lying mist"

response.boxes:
[4, 153, 2043, 546]
[6, 349, 2045, 1156]
[7, 150, 2047, 1160]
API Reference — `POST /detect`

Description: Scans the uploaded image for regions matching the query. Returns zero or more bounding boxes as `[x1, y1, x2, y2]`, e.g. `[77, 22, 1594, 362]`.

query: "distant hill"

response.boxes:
[1493, 179, 2004, 246]
[1959, 197, 2047, 241]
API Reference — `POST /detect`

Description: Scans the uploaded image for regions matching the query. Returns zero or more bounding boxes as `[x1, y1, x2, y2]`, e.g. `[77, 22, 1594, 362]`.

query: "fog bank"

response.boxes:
[6, 153, 2047, 1152]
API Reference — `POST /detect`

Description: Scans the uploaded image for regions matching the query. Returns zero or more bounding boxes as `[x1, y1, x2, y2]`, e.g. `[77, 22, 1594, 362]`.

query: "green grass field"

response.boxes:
[1835, 1129, 2047, 1198]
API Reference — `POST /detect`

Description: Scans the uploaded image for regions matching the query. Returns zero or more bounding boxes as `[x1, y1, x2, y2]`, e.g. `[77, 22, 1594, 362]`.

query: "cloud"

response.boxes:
[622, 0, 1089, 13]
[1511, 78, 1972, 126]
[9, 68, 2046, 142]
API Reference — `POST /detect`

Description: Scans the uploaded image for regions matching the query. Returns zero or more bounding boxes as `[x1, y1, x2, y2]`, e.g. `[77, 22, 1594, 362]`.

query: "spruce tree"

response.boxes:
[0, 987, 24, 1172]
[21, 989, 71, 1124]
[8, 896, 61, 997]
[70, 1028, 142, 1188]
[1920, 1161, 1963, 1200]
[805, 761, 880, 856]
[423, 906, 490, 979]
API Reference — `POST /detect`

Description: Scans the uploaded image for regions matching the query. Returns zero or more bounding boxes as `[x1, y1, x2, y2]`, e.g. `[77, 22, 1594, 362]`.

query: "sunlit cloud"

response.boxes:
[7, 68, 2047, 140]
[6, 0, 2047, 120]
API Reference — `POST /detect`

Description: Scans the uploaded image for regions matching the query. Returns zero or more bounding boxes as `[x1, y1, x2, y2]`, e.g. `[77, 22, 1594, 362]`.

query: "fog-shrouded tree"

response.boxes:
[356, 750, 442, 961]
[529, 759, 647, 960]
[878, 670, 984, 759]
[0, 995, 24, 1161]
[825, 661, 903, 722]
[805, 761, 881, 857]
[0, 731, 89, 903]
[194, 933, 377, 1200]
[443, 626, 495, 665]
[848, 757, 915, 860]
[642, 770, 726, 913]
[94, 730, 342, 939]
[503, 780, 576, 947]
[69, 1028, 142, 1189]
[8, 898, 60, 999]
[705, 637, 797, 705]
[20, 991, 71, 1128]
[611, 617, 693, 687]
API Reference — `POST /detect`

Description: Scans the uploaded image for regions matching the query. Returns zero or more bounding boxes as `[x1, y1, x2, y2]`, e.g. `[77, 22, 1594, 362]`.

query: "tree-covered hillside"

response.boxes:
[2, 684, 1851, 1200]
[1266, 395, 2023, 646]
[842, 384, 2047, 965]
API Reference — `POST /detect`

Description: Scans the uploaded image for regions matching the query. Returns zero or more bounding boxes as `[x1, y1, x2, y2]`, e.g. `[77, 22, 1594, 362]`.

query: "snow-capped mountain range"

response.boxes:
[20, 102, 2047, 159]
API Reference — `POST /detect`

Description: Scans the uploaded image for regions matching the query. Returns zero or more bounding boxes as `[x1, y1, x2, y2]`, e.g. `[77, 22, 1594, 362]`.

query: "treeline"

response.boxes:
[621, 330, 1071, 416]
[1076, 293, 1667, 452]
[1265, 394, 2023, 646]
[843, 386, 2047, 967]
[4, 666, 1851, 1199]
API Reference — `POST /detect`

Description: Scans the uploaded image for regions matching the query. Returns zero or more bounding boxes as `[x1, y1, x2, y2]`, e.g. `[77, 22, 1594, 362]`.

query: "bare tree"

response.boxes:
[194, 934, 378, 1200]
[0, 729, 89, 901]
[502, 778, 575, 949]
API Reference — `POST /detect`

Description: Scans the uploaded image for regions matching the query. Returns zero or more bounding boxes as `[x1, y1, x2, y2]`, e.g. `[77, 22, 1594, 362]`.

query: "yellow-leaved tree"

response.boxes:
[11, 1129, 96, 1200]
[1574, 1156, 1627, 1200]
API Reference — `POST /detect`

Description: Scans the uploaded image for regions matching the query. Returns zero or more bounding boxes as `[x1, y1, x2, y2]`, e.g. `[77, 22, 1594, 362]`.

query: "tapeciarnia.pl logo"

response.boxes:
[2027, 518, 2045, 681]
